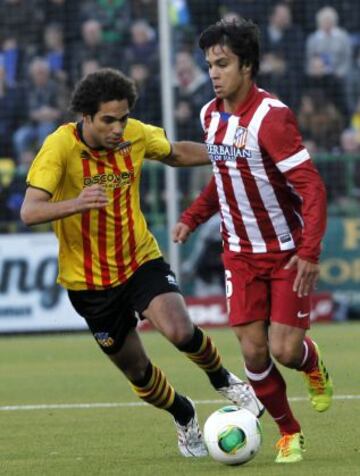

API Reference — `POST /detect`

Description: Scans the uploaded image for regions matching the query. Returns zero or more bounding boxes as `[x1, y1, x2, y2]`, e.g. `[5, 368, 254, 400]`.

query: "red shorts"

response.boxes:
[223, 250, 311, 329]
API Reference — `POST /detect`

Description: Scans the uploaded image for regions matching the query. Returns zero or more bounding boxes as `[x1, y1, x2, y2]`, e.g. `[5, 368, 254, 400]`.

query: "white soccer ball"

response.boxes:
[203, 406, 262, 465]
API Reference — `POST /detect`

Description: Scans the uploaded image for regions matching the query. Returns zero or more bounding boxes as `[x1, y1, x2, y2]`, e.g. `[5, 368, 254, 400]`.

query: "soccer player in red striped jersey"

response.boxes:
[20, 68, 264, 458]
[173, 19, 333, 463]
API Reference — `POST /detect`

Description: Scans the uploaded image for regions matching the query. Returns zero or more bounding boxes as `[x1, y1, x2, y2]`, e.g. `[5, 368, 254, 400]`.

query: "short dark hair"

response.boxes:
[70, 68, 138, 116]
[199, 19, 260, 78]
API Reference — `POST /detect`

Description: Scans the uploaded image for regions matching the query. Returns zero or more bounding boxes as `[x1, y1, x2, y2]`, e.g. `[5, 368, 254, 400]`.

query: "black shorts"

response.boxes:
[68, 258, 181, 355]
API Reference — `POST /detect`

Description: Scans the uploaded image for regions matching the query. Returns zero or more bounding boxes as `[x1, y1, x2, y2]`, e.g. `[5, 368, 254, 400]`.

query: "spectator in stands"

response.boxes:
[340, 128, 360, 155]
[0, 60, 25, 158]
[0, 0, 43, 55]
[340, 128, 360, 201]
[220, 0, 273, 27]
[305, 6, 352, 79]
[181, 214, 224, 297]
[258, 3, 304, 109]
[174, 50, 213, 200]
[262, 4, 304, 77]
[38, 23, 68, 84]
[330, 128, 360, 209]
[38, 0, 80, 47]
[80, 58, 101, 78]
[123, 20, 159, 72]
[131, 0, 158, 28]
[0, 157, 18, 229]
[70, 19, 116, 83]
[187, 0, 220, 34]
[128, 62, 161, 125]
[13, 57, 68, 165]
[298, 89, 345, 203]
[297, 89, 344, 153]
[346, 45, 360, 115]
[174, 50, 213, 114]
[350, 98, 360, 145]
[221, 11, 241, 23]
[303, 54, 348, 117]
[174, 99, 199, 142]
[303, 1, 360, 35]
[0, 158, 28, 229]
[79, 0, 130, 45]
[0, 36, 27, 86]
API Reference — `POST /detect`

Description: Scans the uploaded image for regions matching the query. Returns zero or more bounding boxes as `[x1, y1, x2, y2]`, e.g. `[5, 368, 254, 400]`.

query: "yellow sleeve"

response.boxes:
[26, 131, 66, 196]
[142, 123, 171, 161]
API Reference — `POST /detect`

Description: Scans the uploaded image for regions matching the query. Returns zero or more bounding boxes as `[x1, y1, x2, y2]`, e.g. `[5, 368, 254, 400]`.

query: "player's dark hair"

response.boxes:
[70, 68, 138, 116]
[199, 19, 260, 78]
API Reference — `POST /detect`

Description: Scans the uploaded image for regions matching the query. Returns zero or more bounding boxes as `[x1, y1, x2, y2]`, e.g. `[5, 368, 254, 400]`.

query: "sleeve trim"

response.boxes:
[26, 184, 53, 198]
[276, 149, 310, 173]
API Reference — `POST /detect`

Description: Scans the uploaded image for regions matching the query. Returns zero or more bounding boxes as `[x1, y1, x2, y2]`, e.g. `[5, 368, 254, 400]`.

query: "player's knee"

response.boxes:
[271, 344, 299, 368]
[167, 323, 194, 347]
[242, 345, 269, 370]
[169, 329, 193, 347]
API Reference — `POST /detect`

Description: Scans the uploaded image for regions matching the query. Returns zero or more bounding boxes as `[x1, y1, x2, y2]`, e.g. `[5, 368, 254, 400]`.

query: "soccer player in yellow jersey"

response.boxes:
[20, 68, 263, 458]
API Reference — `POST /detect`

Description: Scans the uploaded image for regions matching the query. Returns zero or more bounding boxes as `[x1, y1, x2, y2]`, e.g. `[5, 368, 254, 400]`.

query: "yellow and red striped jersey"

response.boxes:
[26, 119, 171, 290]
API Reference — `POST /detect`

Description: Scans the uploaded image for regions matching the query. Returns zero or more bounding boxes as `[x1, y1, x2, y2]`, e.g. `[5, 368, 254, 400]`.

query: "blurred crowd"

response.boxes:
[1, 0, 360, 229]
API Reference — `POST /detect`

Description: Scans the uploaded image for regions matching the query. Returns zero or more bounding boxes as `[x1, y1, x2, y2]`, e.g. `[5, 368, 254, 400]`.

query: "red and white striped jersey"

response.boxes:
[198, 84, 326, 259]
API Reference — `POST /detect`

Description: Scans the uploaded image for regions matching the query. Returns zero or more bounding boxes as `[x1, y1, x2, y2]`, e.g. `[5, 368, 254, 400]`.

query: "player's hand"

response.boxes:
[172, 222, 192, 243]
[75, 185, 108, 212]
[284, 255, 320, 298]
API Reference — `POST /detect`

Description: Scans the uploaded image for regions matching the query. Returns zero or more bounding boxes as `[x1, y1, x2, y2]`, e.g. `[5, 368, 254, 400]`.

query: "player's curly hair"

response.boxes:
[199, 18, 260, 78]
[70, 68, 138, 117]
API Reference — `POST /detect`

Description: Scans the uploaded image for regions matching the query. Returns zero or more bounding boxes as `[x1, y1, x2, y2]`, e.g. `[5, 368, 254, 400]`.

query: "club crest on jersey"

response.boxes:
[233, 126, 248, 149]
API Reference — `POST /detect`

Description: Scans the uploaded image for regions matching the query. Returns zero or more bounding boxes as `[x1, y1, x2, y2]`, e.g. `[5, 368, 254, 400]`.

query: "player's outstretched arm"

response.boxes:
[162, 141, 210, 167]
[20, 184, 108, 226]
[172, 222, 192, 243]
[172, 177, 219, 243]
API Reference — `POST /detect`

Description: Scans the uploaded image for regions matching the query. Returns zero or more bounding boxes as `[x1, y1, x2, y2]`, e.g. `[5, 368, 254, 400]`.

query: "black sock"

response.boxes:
[208, 367, 230, 389]
[176, 326, 203, 353]
[177, 326, 230, 389]
[131, 362, 194, 425]
[169, 395, 194, 425]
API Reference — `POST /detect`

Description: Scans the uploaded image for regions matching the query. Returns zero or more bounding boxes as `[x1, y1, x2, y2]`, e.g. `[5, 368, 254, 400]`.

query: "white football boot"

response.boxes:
[174, 398, 208, 457]
[217, 372, 265, 418]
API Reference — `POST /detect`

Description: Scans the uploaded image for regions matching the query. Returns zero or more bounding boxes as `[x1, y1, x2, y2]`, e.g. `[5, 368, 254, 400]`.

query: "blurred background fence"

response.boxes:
[0, 0, 360, 329]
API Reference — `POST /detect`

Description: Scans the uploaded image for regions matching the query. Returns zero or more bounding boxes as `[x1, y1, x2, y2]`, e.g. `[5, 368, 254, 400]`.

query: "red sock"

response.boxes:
[245, 361, 301, 435]
[298, 336, 318, 373]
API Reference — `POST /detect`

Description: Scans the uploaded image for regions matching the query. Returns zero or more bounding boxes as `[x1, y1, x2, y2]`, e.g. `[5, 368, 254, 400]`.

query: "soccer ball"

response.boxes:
[203, 406, 262, 465]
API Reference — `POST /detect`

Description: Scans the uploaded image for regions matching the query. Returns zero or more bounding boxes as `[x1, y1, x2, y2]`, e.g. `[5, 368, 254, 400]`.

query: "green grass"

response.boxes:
[0, 323, 359, 475]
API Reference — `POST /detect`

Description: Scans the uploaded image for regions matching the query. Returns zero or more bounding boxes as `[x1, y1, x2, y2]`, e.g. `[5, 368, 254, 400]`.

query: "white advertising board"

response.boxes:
[0, 233, 86, 333]
[0, 233, 334, 334]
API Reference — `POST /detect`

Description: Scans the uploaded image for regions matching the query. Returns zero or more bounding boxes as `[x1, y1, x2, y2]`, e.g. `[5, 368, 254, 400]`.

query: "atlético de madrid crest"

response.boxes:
[233, 126, 248, 149]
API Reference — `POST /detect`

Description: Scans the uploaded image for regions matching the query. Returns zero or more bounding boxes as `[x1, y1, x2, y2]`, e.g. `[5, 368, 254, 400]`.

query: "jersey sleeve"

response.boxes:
[259, 106, 326, 262]
[26, 133, 66, 196]
[142, 123, 171, 160]
[283, 161, 327, 263]
[259, 106, 308, 167]
[180, 176, 219, 231]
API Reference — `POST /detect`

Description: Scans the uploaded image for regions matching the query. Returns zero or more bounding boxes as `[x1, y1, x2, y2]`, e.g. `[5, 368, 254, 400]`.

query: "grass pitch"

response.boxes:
[0, 323, 359, 476]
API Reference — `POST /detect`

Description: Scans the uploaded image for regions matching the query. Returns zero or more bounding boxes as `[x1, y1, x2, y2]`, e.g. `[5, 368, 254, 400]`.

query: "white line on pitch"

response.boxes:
[0, 395, 359, 412]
